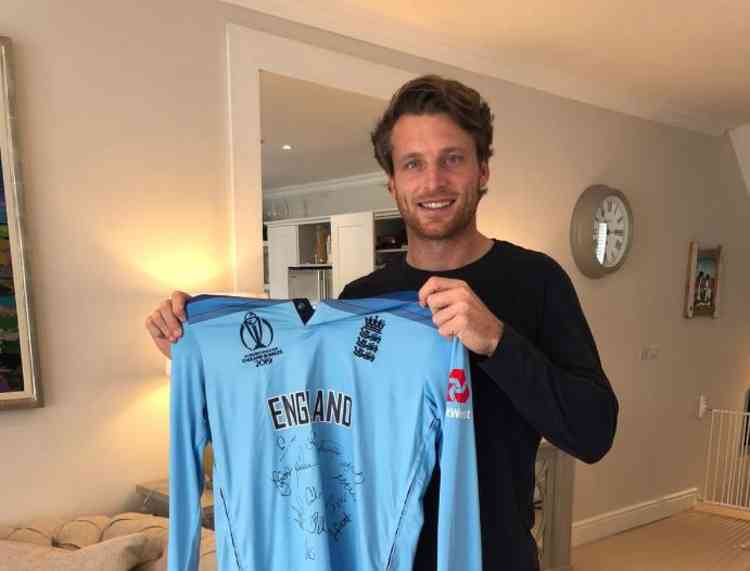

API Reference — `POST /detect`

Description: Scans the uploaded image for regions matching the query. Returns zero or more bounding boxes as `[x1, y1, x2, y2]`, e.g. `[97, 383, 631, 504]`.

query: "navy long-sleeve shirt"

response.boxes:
[340, 239, 619, 571]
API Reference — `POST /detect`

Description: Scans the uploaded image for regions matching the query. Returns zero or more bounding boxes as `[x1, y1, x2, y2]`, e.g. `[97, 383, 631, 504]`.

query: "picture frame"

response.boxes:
[684, 241, 722, 319]
[0, 36, 42, 410]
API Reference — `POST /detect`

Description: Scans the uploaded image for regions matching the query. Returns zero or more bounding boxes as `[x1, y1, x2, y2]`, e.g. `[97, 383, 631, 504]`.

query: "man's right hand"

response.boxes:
[145, 291, 192, 359]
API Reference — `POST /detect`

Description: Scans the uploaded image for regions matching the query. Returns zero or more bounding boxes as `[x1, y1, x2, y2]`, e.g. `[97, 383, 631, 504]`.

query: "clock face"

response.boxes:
[593, 195, 631, 268]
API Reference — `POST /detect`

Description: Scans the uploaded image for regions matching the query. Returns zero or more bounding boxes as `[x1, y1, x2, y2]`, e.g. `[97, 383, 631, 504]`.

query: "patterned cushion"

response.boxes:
[0, 532, 147, 571]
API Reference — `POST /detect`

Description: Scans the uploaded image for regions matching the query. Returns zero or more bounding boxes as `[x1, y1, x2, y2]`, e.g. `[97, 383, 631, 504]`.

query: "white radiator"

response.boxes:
[704, 409, 750, 509]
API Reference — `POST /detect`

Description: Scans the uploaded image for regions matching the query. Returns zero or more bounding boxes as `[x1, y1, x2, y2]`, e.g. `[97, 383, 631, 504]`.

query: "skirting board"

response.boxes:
[572, 488, 698, 547]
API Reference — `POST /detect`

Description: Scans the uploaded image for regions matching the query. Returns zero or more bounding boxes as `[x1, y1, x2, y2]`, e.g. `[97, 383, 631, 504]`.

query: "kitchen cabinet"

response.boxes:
[330, 211, 374, 298]
[266, 209, 406, 300]
[266, 224, 299, 299]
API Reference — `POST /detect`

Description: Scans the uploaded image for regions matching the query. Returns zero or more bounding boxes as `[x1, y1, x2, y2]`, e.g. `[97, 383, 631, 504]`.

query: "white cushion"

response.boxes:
[0, 532, 147, 571]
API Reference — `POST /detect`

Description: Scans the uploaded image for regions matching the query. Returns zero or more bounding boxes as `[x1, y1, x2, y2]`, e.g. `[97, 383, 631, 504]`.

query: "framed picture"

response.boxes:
[0, 37, 42, 410]
[684, 241, 722, 319]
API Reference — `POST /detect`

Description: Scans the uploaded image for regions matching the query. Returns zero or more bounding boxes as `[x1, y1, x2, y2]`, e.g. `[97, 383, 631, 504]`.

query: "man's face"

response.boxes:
[387, 113, 489, 241]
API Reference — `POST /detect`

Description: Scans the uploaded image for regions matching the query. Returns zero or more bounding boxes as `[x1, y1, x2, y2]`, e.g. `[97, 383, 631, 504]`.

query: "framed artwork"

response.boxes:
[0, 37, 42, 410]
[684, 241, 722, 319]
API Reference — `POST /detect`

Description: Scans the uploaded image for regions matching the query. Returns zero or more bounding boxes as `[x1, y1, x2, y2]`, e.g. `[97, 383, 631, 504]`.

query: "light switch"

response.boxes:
[641, 345, 660, 360]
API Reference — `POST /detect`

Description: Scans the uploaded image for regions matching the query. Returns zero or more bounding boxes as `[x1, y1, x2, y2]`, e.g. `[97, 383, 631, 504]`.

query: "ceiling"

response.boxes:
[345, 0, 750, 130]
[260, 71, 385, 190]
[256, 2, 750, 192]
[232, 0, 750, 136]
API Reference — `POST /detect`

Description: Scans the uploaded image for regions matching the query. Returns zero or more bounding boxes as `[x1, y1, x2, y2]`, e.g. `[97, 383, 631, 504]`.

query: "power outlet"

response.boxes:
[697, 395, 708, 419]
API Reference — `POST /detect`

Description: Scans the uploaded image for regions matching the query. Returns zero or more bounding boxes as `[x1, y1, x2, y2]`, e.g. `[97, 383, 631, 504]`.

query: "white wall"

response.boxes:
[0, 0, 231, 524]
[0, 0, 748, 533]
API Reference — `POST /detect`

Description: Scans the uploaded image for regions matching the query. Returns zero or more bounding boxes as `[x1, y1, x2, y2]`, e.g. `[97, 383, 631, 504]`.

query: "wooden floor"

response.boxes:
[572, 507, 750, 571]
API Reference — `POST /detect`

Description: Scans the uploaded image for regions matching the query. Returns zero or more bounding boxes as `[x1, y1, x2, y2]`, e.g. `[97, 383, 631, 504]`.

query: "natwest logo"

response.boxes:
[446, 368, 470, 404]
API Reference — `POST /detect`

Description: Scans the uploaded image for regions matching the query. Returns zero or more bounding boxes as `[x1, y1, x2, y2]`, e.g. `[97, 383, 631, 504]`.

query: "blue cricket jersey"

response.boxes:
[168, 293, 481, 571]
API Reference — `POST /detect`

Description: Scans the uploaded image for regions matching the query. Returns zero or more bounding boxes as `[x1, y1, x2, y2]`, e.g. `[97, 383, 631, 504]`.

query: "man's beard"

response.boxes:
[395, 183, 482, 241]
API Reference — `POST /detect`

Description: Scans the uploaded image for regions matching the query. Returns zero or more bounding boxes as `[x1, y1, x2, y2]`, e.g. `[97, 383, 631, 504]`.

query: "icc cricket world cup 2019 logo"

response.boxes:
[241, 312, 274, 351]
[240, 312, 282, 367]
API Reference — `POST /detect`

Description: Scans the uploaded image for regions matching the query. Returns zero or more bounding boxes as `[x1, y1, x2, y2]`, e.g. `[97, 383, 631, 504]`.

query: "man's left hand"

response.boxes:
[418, 277, 504, 356]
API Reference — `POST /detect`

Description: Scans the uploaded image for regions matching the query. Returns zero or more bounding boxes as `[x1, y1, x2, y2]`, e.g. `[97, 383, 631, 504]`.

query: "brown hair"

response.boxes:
[371, 75, 494, 177]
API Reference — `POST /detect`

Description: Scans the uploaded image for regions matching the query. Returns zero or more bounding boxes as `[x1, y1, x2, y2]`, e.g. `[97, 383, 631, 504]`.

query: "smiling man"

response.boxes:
[146, 75, 619, 570]
[337, 76, 618, 570]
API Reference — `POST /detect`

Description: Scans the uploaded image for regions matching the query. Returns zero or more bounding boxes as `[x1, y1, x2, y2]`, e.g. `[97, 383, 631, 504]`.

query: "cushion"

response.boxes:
[0, 532, 147, 571]
[103, 513, 168, 564]
[0, 518, 65, 546]
[55, 515, 111, 549]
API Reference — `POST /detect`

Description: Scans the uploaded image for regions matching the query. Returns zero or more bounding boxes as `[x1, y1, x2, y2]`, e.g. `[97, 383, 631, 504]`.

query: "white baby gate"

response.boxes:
[704, 409, 750, 509]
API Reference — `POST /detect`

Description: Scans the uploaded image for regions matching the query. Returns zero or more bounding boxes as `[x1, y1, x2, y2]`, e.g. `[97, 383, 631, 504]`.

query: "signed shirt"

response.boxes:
[168, 293, 482, 571]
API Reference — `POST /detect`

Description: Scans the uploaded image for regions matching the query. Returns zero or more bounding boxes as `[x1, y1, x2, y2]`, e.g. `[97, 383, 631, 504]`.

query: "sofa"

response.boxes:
[0, 512, 216, 570]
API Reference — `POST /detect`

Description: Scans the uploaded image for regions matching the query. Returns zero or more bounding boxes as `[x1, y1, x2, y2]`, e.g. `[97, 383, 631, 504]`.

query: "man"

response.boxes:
[146, 75, 618, 570]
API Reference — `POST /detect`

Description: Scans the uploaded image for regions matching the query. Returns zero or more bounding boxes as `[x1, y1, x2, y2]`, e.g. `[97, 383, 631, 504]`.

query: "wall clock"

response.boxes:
[570, 185, 633, 278]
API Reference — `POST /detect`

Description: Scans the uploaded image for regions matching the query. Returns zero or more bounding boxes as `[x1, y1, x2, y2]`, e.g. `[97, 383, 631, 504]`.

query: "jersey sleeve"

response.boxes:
[436, 339, 482, 571]
[168, 324, 210, 571]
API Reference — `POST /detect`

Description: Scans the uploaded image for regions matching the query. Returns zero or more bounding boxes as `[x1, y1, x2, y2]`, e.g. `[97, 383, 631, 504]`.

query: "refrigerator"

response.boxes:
[288, 265, 332, 302]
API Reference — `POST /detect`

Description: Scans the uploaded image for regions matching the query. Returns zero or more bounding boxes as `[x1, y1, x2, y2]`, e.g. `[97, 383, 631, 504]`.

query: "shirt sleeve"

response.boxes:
[168, 324, 210, 571]
[436, 339, 483, 571]
[480, 257, 618, 463]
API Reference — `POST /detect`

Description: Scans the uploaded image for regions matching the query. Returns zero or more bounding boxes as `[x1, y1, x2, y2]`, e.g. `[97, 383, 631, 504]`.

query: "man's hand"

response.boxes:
[418, 277, 503, 356]
[144, 291, 192, 359]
